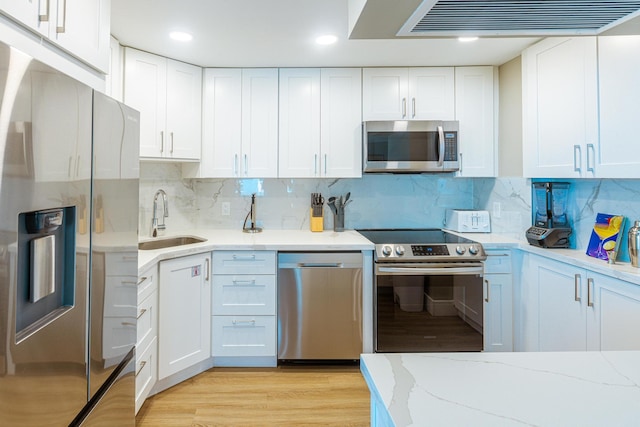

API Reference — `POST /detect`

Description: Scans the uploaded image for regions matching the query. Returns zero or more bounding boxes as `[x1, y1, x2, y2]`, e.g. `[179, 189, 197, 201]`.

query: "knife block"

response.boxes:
[310, 208, 324, 232]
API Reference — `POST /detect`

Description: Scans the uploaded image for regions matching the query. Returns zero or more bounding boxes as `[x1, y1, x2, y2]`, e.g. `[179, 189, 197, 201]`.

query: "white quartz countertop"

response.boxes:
[138, 229, 374, 273]
[360, 351, 640, 427]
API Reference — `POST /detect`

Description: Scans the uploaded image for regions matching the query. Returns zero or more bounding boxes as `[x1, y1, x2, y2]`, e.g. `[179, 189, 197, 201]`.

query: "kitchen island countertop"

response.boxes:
[360, 351, 640, 427]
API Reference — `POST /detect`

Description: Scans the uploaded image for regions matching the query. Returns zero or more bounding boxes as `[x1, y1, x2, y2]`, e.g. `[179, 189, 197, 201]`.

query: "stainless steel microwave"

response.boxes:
[363, 120, 459, 173]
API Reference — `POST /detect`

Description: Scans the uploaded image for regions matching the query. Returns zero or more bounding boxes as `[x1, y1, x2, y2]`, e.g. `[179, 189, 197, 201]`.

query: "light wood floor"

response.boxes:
[135, 366, 371, 427]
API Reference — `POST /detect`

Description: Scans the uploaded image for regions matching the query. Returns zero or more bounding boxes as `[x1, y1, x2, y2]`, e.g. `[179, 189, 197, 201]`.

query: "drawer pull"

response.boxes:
[574, 274, 581, 302]
[136, 360, 147, 376]
[121, 256, 137, 261]
[484, 279, 490, 303]
[232, 254, 256, 261]
[137, 276, 148, 286]
[232, 319, 256, 326]
[121, 322, 136, 327]
[137, 308, 147, 319]
[233, 280, 256, 286]
[588, 278, 594, 307]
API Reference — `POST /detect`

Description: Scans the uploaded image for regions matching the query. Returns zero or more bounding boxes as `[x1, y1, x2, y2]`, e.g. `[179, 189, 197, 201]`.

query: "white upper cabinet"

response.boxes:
[0, 0, 110, 73]
[362, 67, 454, 121]
[193, 68, 278, 178]
[123, 48, 201, 161]
[455, 66, 497, 177]
[522, 37, 599, 178]
[279, 68, 362, 178]
[596, 35, 640, 178]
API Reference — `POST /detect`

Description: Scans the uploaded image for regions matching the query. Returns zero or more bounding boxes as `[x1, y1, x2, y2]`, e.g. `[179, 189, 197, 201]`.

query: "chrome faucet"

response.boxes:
[152, 189, 169, 237]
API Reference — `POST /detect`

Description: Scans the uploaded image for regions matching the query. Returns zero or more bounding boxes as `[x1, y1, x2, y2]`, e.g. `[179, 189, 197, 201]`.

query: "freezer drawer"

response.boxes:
[277, 252, 363, 361]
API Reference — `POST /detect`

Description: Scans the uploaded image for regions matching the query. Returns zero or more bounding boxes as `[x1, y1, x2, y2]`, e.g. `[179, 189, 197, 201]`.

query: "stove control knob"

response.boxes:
[395, 246, 405, 256]
[381, 245, 393, 257]
[456, 245, 466, 255]
[469, 245, 480, 255]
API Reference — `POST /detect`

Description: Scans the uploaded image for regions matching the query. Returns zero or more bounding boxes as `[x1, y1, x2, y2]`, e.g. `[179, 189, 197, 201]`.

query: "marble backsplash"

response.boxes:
[139, 163, 640, 262]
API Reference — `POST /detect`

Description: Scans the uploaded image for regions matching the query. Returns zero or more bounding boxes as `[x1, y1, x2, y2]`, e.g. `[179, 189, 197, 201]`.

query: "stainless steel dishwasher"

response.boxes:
[277, 252, 363, 362]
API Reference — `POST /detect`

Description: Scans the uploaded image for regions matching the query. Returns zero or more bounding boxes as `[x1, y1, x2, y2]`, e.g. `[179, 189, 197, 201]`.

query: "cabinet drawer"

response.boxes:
[104, 276, 138, 317]
[105, 252, 138, 276]
[212, 251, 276, 275]
[211, 315, 276, 357]
[102, 317, 136, 361]
[135, 337, 157, 414]
[484, 251, 512, 274]
[137, 267, 157, 303]
[212, 275, 276, 315]
[136, 289, 157, 351]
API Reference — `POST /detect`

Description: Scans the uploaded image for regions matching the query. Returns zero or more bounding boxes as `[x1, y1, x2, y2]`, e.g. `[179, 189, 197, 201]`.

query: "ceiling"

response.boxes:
[110, 0, 640, 68]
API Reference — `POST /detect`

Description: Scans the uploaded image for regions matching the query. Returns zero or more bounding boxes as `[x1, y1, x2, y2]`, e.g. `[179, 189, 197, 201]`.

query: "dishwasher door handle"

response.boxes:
[297, 263, 343, 268]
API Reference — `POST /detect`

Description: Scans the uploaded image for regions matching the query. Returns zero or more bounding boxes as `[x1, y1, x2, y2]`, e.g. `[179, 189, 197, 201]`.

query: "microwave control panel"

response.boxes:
[444, 132, 457, 161]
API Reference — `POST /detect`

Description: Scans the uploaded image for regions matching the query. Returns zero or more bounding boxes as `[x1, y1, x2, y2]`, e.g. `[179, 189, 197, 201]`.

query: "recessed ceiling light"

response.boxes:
[458, 36, 479, 42]
[316, 35, 338, 45]
[169, 31, 193, 42]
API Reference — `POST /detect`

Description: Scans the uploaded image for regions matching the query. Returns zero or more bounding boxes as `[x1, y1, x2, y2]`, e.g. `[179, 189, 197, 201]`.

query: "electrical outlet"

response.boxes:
[221, 202, 231, 216]
[493, 202, 501, 219]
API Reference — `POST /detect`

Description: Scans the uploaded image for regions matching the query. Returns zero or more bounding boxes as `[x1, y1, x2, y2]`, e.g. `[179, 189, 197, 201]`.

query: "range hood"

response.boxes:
[349, 0, 640, 38]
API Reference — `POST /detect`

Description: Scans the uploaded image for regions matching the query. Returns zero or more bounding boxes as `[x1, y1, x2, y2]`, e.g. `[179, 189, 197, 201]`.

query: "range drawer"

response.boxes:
[211, 315, 276, 357]
[484, 250, 512, 274]
[212, 251, 276, 275]
[212, 275, 276, 316]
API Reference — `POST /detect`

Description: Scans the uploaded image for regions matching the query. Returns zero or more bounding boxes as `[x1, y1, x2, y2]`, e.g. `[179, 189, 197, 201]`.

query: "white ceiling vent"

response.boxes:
[398, 0, 640, 36]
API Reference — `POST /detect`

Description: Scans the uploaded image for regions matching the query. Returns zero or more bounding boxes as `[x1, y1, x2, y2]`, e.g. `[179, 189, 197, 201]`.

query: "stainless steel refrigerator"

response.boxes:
[0, 40, 139, 426]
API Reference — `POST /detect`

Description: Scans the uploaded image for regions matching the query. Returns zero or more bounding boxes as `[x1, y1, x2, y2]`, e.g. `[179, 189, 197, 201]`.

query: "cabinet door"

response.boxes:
[483, 273, 513, 352]
[535, 257, 587, 351]
[242, 68, 279, 178]
[597, 35, 640, 178]
[320, 68, 362, 178]
[49, 0, 110, 73]
[362, 68, 408, 120]
[455, 66, 496, 177]
[587, 272, 640, 351]
[409, 67, 454, 120]
[0, 0, 44, 32]
[166, 59, 201, 160]
[278, 68, 321, 178]
[200, 68, 242, 177]
[158, 253, 211, 379]
[522, 37, 598, 178]
[123, 48, 167, 159]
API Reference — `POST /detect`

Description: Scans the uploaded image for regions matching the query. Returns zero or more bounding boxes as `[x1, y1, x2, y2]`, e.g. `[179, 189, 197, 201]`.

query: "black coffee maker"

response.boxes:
[526, 182, 572, 248]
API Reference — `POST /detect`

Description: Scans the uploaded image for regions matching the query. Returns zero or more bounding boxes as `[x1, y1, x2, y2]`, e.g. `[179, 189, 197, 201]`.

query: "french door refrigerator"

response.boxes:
[0, 40, 139, 425]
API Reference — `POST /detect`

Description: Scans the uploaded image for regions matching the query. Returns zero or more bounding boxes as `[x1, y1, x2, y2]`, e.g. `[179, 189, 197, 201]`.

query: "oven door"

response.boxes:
[374, 262, 484, 353]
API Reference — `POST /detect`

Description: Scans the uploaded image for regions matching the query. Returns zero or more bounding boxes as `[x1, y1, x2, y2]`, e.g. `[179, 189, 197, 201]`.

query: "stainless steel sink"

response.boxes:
[138, 235, 207, 250]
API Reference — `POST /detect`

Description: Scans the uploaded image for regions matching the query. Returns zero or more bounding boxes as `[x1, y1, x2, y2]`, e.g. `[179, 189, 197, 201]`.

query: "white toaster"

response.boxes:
[444, 209, 491, 233]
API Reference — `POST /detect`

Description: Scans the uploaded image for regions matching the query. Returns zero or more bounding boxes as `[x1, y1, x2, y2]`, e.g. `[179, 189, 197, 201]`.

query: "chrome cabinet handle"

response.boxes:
[205, 258, 210, 281]
[402, 98, 407, 118]
[412, 97, 416, 118]
[574, 274, 581, 302]
[137, 308, 147, 319]
[232, 319, 256, 326]
[324, 154, 327, 176]
[170, 132, 174, 154]
[587, 278, 594, 307]
[56, 0, 66, 33]
[233, 279, 256, 285]
[39, 0, 50, 22]
[136, 360, 147, 376]
[68, 156, 73, 178]
[484, 279, 490, 303]
[232, 254, 256, 261]
[459, 152, 463, 174]
[121, 322, 136, 327]
[75, 155, 80, 177]
[160, 131, 164, 154]
[586, 143, 595, 173]
[573, 145, 582, 172]
[244, 154, 248, 176]
[137, 276, 148, 286]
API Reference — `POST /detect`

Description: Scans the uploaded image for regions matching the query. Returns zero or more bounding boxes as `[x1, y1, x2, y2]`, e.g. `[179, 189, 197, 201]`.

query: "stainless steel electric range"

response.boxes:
[357, 229, 487, 353]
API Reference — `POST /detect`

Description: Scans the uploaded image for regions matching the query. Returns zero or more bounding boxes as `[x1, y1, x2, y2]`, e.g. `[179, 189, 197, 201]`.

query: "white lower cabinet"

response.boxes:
[135, 265, 158, 414]
[211, 251, 277, 366]
[158, 252, 211, 379]
[519, 253, 640, 352]
[483, 250, 513, 352]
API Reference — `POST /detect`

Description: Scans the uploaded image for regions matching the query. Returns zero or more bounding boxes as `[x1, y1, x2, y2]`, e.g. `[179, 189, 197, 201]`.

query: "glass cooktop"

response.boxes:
[356, 228, 475, 245]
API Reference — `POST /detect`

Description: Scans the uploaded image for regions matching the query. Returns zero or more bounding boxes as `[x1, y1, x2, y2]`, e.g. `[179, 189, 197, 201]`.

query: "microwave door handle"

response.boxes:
[437, 125, 445, 167]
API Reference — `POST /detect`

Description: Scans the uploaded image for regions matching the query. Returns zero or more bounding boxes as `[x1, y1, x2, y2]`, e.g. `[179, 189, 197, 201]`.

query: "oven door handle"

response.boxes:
[377, 265, 483, 276]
